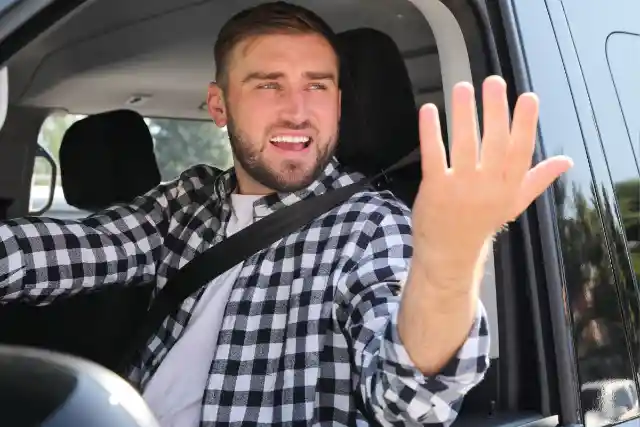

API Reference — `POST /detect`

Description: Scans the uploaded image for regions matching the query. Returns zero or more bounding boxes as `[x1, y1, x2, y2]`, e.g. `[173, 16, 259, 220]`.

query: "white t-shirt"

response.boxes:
[142, 193, 261, 427]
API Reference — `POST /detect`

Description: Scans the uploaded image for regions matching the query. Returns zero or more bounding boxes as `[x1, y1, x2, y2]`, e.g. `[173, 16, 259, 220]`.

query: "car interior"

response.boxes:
[0, 0, 557, 425]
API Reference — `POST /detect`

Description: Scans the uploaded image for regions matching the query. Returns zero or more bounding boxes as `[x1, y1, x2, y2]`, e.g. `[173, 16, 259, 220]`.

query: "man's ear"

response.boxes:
[207, 82, 228, 127]
[338, 89, 342, 121]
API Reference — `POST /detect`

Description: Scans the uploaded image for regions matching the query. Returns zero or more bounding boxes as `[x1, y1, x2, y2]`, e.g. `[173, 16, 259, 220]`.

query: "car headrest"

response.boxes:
[336, 28, 420, 177]
[59, 110, 161, 211]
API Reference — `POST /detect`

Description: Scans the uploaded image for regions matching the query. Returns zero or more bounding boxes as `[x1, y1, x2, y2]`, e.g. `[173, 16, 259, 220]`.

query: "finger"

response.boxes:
[419, 103, 448, 177]
[505, 93, 540, 182]
[450, 82, 479, 172]
[509, 155, 574, 219]
[479, 76, 510, 172]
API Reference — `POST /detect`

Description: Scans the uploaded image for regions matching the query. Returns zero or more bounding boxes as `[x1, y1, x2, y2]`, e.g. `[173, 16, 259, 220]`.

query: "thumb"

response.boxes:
[509, 155, 574, 220]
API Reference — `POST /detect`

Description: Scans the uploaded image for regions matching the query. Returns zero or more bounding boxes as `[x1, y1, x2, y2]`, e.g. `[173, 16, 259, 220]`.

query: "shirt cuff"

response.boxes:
[372, 300, 490, 425]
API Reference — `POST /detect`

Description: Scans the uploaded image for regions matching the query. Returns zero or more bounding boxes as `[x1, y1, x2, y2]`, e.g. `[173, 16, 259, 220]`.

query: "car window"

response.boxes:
[30, 113, 232, 219]
[560, 0, 640, 425]
[614, 387, 634, 411]
[607, 33, 640, 279]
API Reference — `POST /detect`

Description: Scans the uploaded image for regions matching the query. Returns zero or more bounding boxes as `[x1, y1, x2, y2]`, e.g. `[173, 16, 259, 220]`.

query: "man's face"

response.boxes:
[208, 32, 341, 195]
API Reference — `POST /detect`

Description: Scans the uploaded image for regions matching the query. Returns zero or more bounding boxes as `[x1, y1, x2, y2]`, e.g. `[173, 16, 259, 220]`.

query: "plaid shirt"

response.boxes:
[0, 158, 489, 426]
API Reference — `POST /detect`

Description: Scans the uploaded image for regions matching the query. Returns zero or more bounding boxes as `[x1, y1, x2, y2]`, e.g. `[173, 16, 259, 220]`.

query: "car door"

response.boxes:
[501, 0, 640, 426]
[554, 1, 640, 425]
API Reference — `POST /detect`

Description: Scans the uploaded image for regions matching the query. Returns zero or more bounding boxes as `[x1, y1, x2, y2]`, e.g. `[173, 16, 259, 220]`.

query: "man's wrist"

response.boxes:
[410, 237, 491, 293]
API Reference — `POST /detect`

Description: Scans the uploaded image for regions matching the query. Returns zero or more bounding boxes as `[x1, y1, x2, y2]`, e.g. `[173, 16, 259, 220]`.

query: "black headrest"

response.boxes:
[336, 28, 420, 177]
[59, 109, 161, 211]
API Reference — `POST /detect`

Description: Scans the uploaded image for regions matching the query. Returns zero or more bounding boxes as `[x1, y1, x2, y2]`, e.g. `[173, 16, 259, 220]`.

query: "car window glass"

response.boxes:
[29, 113, 232, 219]
[614, 388, 633, 410]
[559, 1, 640, 425]
[607, 33, 640, 279]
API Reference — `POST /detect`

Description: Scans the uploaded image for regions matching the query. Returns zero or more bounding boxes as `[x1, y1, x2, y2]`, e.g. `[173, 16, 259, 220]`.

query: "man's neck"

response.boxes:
[233, 167, 276, 196]
[217, 157, 348, 215]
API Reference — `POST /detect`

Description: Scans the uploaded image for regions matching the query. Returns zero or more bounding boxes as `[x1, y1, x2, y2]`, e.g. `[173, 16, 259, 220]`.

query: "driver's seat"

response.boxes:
[337, 27, 421, 207]
[335, 27, 495, 417]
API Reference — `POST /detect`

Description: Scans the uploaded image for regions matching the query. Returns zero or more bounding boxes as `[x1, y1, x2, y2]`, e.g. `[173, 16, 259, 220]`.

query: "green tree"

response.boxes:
[554, 176, 627, 381]
[555, 174, 640, 385]
[148, 118, 233, 181]
[615, 178, 640, 254]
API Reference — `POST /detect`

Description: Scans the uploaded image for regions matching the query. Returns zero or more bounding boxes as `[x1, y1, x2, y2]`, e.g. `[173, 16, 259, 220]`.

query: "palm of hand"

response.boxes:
[412, 76, 573, 272]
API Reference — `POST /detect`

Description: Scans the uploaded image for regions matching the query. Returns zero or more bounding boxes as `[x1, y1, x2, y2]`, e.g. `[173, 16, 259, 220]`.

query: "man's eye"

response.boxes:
[308, 83, 327, 91]
[257, 82, 279, 90]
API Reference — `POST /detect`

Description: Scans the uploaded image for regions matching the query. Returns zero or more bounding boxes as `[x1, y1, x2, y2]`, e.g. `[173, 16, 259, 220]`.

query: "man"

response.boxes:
[0, 2, 572, 426]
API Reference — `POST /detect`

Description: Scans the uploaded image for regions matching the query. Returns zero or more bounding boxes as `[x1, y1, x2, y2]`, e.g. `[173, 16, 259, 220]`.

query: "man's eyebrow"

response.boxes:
[241, 71, 337, 84]
[304, 71, 337, 82]
[242, 72, 285, 83]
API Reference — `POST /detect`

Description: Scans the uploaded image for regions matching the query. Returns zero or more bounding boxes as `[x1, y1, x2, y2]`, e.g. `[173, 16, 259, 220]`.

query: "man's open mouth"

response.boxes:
[269, 136, 312, 151]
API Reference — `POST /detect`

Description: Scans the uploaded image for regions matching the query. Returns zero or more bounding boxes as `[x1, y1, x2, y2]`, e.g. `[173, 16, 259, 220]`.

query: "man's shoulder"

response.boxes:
[139, 164, 224, 214]
[173, 163, 225, 188]
[339, 185, 412, 229]
[327, 188, 413, 259]
[160, 164, 224, 197]
[331, 166, 411, 223]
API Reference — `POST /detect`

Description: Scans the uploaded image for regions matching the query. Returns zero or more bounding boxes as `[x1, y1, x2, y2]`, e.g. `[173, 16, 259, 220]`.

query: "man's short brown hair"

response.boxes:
[214, 2, 340, 89]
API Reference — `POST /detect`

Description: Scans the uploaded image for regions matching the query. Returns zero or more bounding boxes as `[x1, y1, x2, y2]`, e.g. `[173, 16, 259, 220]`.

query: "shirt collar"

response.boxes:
[214, 157, 364, 218]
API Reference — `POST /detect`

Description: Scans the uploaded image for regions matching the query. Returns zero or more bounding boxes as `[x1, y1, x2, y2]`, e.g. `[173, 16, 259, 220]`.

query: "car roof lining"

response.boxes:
[6, 0, 443, 120]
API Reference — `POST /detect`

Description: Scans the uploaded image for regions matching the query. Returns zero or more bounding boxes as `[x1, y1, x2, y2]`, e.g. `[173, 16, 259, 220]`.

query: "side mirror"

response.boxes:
[29, 144, 58, 216]
[0, 67, 7, 131]
[0, 345, 159, 427]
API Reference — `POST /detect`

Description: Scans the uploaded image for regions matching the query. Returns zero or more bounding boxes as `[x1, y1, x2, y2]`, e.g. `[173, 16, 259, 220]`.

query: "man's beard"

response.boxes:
[226, 112, 337, 193]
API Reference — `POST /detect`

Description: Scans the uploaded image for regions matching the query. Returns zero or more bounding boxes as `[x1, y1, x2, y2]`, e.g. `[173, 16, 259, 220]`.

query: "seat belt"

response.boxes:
[115, 155, 417, 378]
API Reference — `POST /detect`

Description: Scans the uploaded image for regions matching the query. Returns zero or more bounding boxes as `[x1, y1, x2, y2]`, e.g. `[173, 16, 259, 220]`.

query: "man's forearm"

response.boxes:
[0, 209, 162, 304]
[397, 239, 491, 376]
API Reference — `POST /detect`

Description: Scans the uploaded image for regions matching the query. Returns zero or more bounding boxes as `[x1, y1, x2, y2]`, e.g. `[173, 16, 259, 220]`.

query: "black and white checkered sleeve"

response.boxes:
[337, 196, 490, 426]
[0, 183, 174, 305]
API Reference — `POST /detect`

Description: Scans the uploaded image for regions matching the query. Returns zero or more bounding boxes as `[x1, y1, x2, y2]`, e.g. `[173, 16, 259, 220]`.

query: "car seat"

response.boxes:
[0, 109, 160, 372]
[336, 27, 494, 417]
[59, 109, 161, 211]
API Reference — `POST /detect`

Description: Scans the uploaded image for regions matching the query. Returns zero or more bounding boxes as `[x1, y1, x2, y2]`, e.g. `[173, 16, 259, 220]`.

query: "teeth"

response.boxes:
[270, 136, 310, 144]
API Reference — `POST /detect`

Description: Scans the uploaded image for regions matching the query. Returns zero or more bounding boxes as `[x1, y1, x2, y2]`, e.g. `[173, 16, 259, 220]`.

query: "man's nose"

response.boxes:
[279, 88, 309, 123]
